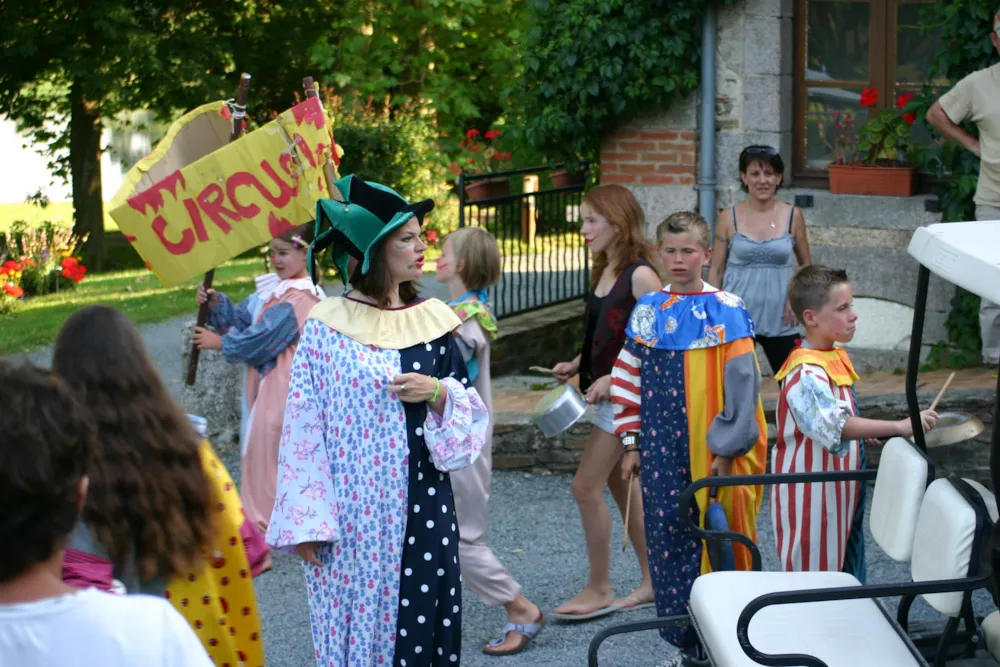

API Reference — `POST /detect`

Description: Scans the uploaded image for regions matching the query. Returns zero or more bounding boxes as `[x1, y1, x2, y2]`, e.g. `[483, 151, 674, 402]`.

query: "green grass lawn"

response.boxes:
[0, 202, 118, 232]
[0, 258, 259, 356]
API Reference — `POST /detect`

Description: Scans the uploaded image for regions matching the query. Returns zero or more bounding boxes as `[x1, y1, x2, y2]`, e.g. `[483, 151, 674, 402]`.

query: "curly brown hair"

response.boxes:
[52, 305, 213, 582]
[582, 184, 657, 288]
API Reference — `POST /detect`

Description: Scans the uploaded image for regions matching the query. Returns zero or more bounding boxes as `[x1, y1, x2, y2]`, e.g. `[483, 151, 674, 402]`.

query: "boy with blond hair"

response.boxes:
[612, 211, 767, 665]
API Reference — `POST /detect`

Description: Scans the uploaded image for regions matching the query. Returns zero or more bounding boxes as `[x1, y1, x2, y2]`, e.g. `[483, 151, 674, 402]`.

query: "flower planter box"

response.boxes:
[828, 163, 918, 197]
[549, 169, 585, 188]
[464, 177, 510, 203]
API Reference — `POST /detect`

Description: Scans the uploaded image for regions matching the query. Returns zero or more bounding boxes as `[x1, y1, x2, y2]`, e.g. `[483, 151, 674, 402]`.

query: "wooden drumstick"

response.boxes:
[622, 472, 634, 552]
[928, 371, 956, 412]
[529, 366, 555, 374]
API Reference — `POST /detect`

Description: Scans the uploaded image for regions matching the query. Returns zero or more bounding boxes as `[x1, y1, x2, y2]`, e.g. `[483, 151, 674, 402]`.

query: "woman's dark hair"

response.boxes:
[738, 145, 785, 192]
[0, 361, 94, 583]
[350, 236, 421, 309]
[52, 305, 213, 582]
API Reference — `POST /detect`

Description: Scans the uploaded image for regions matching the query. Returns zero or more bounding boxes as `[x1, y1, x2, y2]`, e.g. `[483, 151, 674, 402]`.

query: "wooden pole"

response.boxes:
[185, 72, 252, 386]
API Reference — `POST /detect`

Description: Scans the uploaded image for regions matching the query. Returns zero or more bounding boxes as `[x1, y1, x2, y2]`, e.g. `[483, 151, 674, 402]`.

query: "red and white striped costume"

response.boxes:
[771, 348, 862, 573]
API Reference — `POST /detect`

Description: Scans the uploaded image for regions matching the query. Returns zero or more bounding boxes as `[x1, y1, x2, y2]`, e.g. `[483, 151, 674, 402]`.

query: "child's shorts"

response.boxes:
[591, 400, 616, 435]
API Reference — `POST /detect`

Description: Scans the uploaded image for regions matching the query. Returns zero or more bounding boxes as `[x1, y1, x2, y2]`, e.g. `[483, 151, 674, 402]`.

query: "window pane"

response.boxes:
[806, 0, 872, 83]
[896, 2, 948, 85]
[805, 87, 867, 168]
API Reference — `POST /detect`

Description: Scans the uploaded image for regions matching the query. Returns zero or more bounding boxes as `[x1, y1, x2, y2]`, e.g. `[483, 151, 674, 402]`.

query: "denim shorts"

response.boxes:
[591, 400, 616, 435]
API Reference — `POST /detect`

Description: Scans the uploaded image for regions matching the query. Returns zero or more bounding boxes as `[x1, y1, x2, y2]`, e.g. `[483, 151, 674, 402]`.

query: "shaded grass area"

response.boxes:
[0, 258, 259, 356]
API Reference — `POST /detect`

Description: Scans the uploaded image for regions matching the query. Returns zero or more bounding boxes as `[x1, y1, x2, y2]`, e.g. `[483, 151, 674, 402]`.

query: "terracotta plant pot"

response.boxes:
[464, 177, 510, 202]
[827, 163, 918, 197]
[549, 169, 585, 188]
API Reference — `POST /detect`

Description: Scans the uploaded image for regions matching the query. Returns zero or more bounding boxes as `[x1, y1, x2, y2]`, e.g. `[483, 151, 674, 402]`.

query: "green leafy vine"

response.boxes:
[504, 0, 737, 167]
[915, 0, 994, 368]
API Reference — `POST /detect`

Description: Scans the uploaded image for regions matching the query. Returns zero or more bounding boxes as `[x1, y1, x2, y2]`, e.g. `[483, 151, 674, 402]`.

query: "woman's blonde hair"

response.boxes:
[443, 226, 502, 291]
[582, 184, 656, 287]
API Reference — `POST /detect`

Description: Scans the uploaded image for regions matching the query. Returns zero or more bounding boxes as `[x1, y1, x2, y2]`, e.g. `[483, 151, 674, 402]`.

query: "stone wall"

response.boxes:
[491, 301, 585, 377]
[179, 321, 242, 452]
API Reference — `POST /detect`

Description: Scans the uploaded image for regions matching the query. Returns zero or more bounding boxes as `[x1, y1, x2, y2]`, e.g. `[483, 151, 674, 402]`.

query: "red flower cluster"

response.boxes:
[2, 283, 23, 298]
[897, 91, 916, 125]
[860, 88, 878, 109]
[0, 260, 22, 277]
[60, 257, 88, 283]
[425, 229, 439, 245]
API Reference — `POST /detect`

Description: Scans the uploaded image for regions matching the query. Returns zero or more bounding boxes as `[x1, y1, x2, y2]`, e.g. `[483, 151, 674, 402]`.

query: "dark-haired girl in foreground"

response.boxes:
[54, 305, 265, 667]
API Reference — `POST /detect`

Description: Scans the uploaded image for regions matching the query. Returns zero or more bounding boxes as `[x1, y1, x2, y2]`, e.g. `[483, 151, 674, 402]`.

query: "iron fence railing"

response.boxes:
[457, 163, 591, 319]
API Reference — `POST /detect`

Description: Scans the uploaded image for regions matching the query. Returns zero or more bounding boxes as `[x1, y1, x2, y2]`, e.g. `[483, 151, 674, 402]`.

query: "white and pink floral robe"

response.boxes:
[266, 296, 488, 667]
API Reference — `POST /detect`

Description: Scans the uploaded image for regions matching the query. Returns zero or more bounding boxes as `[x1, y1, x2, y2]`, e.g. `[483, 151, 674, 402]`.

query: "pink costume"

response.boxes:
[448, 300, 524, 607]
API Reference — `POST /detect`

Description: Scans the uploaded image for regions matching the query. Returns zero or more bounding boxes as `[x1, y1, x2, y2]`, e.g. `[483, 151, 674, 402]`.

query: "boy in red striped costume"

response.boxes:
[772, 265, 938, 579]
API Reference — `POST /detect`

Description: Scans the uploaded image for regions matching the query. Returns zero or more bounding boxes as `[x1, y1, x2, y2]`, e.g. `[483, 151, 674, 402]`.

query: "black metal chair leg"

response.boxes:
[897, 593, 915, 632]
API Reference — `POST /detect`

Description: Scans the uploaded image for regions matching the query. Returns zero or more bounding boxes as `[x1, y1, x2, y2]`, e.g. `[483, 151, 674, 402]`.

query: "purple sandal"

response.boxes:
[482, 614, 545, 656]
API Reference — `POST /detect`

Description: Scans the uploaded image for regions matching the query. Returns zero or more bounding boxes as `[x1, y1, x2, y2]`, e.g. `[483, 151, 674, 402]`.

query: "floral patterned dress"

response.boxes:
[265, 296, 489, 667]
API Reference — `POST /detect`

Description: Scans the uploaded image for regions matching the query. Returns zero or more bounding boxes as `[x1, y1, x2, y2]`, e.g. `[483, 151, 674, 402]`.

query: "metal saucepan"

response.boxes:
[533, 384, 589, 438]
[923, 411, 985, 448]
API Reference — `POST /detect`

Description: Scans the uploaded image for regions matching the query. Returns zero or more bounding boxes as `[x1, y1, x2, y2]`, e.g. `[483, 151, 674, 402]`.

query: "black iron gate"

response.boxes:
[457, 164, 591, 319]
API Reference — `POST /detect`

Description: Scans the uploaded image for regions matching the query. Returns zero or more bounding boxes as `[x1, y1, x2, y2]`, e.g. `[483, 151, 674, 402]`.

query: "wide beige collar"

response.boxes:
[308, 296, 461, 349]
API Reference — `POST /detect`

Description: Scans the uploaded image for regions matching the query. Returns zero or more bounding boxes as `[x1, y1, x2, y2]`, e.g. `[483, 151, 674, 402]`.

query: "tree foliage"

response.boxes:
[0, 1, 342, 267]
[914, 0, 996, 367]
[504, 0, 738, 166]
[310, 0, 526, 153]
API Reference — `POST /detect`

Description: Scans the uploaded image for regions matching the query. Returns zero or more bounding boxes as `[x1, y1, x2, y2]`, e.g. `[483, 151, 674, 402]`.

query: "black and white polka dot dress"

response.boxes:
[394, 333, 468, 666]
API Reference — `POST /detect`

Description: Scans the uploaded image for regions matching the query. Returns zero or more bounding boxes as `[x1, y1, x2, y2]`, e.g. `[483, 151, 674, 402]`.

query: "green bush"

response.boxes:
[329, 96, 456, 238]
[505, 0, 738, 166]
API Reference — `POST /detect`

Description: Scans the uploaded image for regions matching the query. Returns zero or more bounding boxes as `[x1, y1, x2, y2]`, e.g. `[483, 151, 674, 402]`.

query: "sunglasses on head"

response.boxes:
[745, 146, 778, 156]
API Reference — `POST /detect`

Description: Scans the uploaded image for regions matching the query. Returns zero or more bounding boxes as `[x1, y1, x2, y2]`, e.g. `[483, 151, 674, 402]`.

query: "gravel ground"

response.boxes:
[12, 315, 997, 667]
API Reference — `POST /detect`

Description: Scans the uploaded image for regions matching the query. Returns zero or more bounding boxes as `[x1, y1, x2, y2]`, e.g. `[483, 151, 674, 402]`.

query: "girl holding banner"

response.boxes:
[194, 224, 326, 532]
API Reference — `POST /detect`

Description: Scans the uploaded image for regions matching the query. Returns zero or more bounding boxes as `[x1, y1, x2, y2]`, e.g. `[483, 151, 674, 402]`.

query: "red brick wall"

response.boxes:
[599, 129, 697, 186]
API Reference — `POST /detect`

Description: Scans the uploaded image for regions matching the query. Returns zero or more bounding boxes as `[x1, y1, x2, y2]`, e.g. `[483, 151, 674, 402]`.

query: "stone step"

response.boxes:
[779, 188, 941, 231]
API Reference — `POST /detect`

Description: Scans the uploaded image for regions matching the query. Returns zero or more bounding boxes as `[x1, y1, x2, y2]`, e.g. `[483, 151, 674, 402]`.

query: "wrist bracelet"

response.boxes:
[430, 377, 442, 403]
[624, 446, 641, 454]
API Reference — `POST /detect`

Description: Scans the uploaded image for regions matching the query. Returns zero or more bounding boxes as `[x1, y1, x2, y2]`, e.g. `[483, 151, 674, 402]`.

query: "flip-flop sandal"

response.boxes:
[482, 614, 545, 656]
[611, 593, 655, 613]
[550, 605, 618, 622]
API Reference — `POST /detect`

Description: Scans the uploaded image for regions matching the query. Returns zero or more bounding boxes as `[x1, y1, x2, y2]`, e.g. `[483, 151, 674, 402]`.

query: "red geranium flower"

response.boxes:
[2, 283, 23, 298]
[484, 129, 502, 140]
[860, 88, 878, 109]
[903, 112, 917, 125]
[465, 128, 481, 140]
[896, 91, 915, 109]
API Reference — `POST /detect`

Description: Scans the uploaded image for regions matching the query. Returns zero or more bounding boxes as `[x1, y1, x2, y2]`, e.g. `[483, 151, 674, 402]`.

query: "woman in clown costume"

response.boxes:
[266, 175, 489, 667]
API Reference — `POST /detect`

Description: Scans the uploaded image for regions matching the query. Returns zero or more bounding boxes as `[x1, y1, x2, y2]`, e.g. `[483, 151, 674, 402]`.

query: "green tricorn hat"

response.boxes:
[309, 175, 435, 285]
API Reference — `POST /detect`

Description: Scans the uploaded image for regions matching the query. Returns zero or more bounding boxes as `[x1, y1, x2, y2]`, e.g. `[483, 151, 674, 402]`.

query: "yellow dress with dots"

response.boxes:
[165, 442, 265, 667]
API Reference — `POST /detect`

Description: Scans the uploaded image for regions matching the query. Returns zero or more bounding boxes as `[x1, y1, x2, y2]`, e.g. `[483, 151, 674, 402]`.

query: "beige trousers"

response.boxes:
[975, 206, 1000, 364]
[451, 438, 522, 607]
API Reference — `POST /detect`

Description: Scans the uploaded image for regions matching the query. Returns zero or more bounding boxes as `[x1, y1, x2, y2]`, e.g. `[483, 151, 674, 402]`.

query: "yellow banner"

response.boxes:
[111, 97, 339, 286]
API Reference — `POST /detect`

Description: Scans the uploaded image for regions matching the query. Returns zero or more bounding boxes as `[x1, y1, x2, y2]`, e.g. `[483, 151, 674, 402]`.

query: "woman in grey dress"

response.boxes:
[708, 145, 812, 373]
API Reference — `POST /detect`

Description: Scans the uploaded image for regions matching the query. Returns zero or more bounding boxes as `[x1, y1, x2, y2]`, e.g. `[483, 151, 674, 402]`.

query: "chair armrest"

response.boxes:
[587, 615, 690, 667]
[734, 574, 991, 666]
[678, 469, 878, 572]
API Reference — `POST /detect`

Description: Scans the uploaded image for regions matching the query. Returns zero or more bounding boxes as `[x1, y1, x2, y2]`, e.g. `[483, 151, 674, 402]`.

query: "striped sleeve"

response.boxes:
[611, 338, 643, 436]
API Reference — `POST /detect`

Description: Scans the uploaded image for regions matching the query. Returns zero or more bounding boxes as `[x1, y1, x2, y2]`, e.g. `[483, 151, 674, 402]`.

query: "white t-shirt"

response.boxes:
[0, 588, 212, 667]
